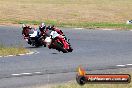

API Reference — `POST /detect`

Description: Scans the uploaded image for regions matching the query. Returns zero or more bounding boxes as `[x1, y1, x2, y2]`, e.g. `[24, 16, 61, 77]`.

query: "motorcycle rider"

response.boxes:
[39, 23, 49, 47]
[28, 27, 42, 46]
[39, 23, 46, 36]
[45, 26, 53, 36]
[39, 23, 65, 38]
[51, 25, 63, 35]
[22, 24, 32, 37]
[50, 25, 68, 42]
[29, 28, 40, 37]
[45, 26, 69, 49]
[22, 24, 32, 44]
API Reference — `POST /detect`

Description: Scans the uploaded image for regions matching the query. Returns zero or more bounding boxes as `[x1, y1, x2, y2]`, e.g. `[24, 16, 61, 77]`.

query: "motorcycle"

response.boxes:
[44, 35, 73, 53]
[28, 31, 43, 47]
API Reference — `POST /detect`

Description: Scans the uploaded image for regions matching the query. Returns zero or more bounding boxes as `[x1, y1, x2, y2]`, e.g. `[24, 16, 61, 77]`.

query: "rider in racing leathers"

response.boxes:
[44, 26, 68, 49]
[22, 24, 32, 37]
[50, 25, 68, 42]
[39, 23, 46, 36]
[38, 23, 47, 47]
[22, 24, 32, 44]
[29, 28, 40, 38]
[28, 28, 41, 45]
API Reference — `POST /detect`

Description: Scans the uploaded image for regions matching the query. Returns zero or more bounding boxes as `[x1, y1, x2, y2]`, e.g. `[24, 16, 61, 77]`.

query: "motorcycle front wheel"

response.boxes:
[54, 42, 68, 53]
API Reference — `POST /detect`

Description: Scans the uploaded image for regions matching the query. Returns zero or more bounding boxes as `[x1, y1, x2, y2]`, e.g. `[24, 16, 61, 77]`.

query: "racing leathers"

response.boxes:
[45, 29, 68, 49]
[22, 26, 32, 44]
[22, 26, 32, 38]
[51, 26, 68, 42]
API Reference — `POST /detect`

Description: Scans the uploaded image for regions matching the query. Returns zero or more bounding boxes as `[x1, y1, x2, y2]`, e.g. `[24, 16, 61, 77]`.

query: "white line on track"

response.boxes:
[11, 72, 43, 77]
[18, 54, 25, 56]
[8, 55, 14, 57]
[116, 65, 126, 67]
[20, 73, 32, 75]
[101, 29, 115, 31]
[126, 64, 132, 66]
[11, 74, 21, 76]
[74, 28, 84, 30]
[10, 64, 132, 77]
[34, 72, 42, 74]
[27, 52, 34, 55]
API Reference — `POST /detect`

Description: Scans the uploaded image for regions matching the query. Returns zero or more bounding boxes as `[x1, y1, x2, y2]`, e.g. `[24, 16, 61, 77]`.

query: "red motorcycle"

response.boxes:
[45, 36, 73, 53]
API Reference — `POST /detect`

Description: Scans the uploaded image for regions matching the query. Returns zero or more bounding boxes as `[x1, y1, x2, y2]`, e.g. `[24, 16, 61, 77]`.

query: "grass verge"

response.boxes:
[0, 44, 29, 56]
[1, 19, 132, 29]
[53, 72, 132, 88]
[52, 80, 132, 88]
[19, 20, 132, 30]
[33, 69, 132, 88]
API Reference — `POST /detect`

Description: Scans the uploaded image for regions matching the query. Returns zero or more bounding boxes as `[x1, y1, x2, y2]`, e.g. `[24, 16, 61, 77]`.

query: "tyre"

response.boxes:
[54, 42, 68, 53]
[67, 46, 73, 52]
[34, 40, 43, 47]
[35, 43, 40, 47]
[34, 41, 42, 47]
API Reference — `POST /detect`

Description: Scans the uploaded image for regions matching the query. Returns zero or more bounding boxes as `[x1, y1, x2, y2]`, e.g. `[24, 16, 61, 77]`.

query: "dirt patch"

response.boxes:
[0, 0, 132, 23]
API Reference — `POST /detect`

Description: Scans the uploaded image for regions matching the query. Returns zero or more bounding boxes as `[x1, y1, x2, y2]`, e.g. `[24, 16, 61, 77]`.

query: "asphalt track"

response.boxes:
[0, 25, 132, 88]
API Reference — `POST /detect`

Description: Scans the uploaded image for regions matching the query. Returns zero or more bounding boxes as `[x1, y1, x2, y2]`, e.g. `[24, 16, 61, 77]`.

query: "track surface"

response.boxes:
[0, 25, 132, 88]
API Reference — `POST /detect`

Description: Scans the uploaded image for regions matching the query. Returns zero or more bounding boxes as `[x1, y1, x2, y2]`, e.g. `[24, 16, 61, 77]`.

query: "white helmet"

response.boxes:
[40, 23, 46, 28]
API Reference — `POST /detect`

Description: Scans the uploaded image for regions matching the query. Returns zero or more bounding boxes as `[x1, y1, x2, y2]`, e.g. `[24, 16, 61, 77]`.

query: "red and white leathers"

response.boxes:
[50, 26, 63, 34]
[50, 31, 69, 49]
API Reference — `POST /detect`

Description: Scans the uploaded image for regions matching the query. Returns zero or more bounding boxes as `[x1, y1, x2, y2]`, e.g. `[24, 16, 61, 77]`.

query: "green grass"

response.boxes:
[0, 44, 29, 56]
[18, 19, 58, 26]
[1, 19, 132, 29]
[11, 19, 132, 29]
[52, 81, 132, 88]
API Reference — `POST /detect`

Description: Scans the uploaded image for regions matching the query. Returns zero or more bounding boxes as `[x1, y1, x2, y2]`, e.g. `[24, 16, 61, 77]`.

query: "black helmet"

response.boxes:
[46, 26, 52, 30]
[51, 25, 55, 30]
